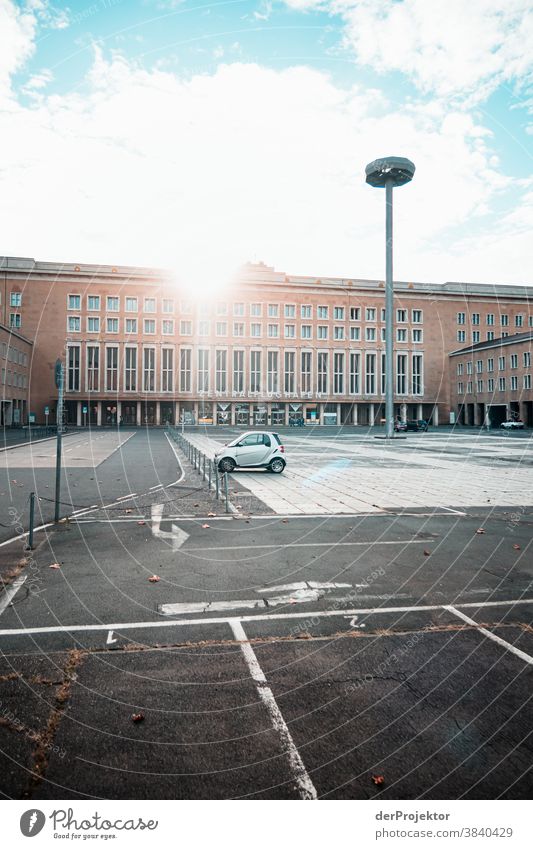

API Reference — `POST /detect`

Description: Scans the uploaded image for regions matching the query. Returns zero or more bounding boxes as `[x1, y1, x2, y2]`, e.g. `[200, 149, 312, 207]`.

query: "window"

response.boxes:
[477, 379, 484, 393]
[233, 322, 244, 337]
[180, 349, 191, 392]
[143, 348, 155, 392]
[529, 316, 533, 327]
[215, 350, 227, 393]
[457, 363, 464, 376]
[87, 317, 100, 333]
[457, 330, 466, 342]
[334, 352, 344, 394]
[284, 351, 295, 393]
[487, 331, 494, 340]
[511, 375, 518, 390]
[233, 350, 244, 392]
[412, 354, 423, 395]
[251, 303, 262, 317]
[198, 349, 209, 392]
[502, 331, 509, 338]
[68, 316, 80, 332]
[397, 309, 407, 322]
[198, 321, 209, 336]
[412, 328, 423, 343]
[285, 324, 296, 338]
[498, 356, 505, 370]
[467, 361, 473, 374]
[412, 309, 423, 323]
[180, 300, 192, 314]
[476, 359, 483, 373]
[381, 352, 386, 395]
[365, 353, 376, 394]
[366, 307, 376, 321]
[510, 354, 518, 369]
[501, 314, 509, 326]
[397, 328, 407, 342]
[349, 353, 360, 394]
[10, 292, 22, 307]
[301, 304, 312, 319]
[301, 325, 312, 339]
[144, 298, 156, 313]
[198, 302, 210, 316]
[515, 314, 524, 328]
[88, 295, 100, 311]
[162, 348, 173, 392]
[233, 303, 245, 316]
[317, 352, 328, 393]
[268, 304, 279, 318]
[216, 321, 227, 336]
[250, 351, 261, 392]
[301, 351, 312, 393]
[499, 377, 505, 391]
[106, 296, 119, 312]
[267, 351, 279, 393]
[523, 352, 531, 368]
[106, 346, 119, 391]
[215, 302, 227, 316]
[251, 323, 262, 338]
[381, 327, 386, 342]
[317, 325, 328, 340]
[488, 378, 494, 392]
[125, 297, 138, 312]
[126, 318, 137, 334]
[68, 294, 81, 310]
[381, 308, 387, 322]
[109, 317, 123, 333]
[365, 327, 376, 342]
[487, 358, 494, 372]
[396, 354, 407, 395]
[487, 313, 494, 325]
[524, 374, 532, 390]
[86, 346, 99, 391]
[162, 320, 174, 335]
[284, 304, 296, 318]
[67, 346, 80, 391]
[472, 331, 480, 343]
[457, 312, 465, 325]
[163, 298, 174, 313]
[350, 307, 361, 321]
[124, 347, 137, 391]
[268, 324, 279, 338]
[334, 306, 345, 320]
[471, 313, 480, 325]
[334, 326, 345, 340]
[350, 326, 360, 341]
[318, 305, 328, 319]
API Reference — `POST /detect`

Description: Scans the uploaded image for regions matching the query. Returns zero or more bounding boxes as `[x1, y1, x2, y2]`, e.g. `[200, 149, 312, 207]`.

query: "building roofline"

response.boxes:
[449, 331, 533, 356]
[0, 322, 33, 346]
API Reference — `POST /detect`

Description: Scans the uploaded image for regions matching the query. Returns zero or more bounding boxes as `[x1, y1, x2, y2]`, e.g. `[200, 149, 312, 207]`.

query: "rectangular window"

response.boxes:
[233, 302, 245, 316]
[487, 357, 494, 372]
[162, 320, 174, 335]
[267, 351, 279, 393]
[350, 326, 360, 341]
[365, 353, 376, 395]
[216, 321, 227, 336]
[334, 326, 345, 340]
[397, 309, 407, 322]
[301, 325, 312, 339]
[180, 301, 192, 314]
[198, 303, 210, 316]
[472, 313, 480, 325]
[488, 378, 494, 392]
[524, 374, 532, 390]
[144, 298, 156, 313]
[381, 352, 386, 395]
[301, 304, 312, 319]
[87, 346, 99, 391]
[125, 297, 138, 312]
[515, 314, 524, 327]
[68, 316, 80, 332]
[467, 361, 473, 374]
[250, 350, 261, 392]
[486, 313, 494, 325]
[87, 317, 100, 333]
[233, 350, 244, 392]
[457, 330, 465, 342]
[216, 350, 227, 393]
[318, 305, 328, 319]
[397, 328, 407, 342]
[412, 328, 423, 343]
[250, 303, 262, 317]
[317, 325, 328, 340]
[334, 352, 344, 394]
[106, 318, 119, 333]
[510, 354, 518, 369]
[350, 307, 360, 321]
[67, 346, 80, 391]
[198, 349, 209, 392]
[268, 304, 279, 317]
[106, 296, 119, 312]
[501, 314, 509, 326]
[457, 363, 464, 376]
[284, 351, 295, 393]
[457, 312, 465, 325]
[143, 348, 155, 392]
[349, 353, 360, 394]
[476, 359, 483, 373]
[499, 377, 505, 391]
[412, 309, 422, 323]
[396, 354, 407, 394]
[365, 327, 376, 342]
[511, 375, 518, 390]
[180, 349, 191, 392]
[163, 298, 174, 313]
[498, 356, 505, 370]
[124, 347, 137, 391]
[472, 331, 480, 343]
[285, 324, 296, 338]
[198, 320, 209, 336]
[180, 320, 192, 335]
[412, 354, 423, 395]
[366, 307, 376, 321]
[251, 323, 262, 337]
[106, 346, 119, 391]
[334, 306, 345, 320]
[284, 304, 296, 318]
[317, 352, 328, 393]
[529, 316, 533, 327]
[523, 352, 531, 368]
[301, 351, 312, 393]
[233, 322, 244, 337]
[268, 324, 279, 338]
[10, 292, 22, 307]
[216, 302, 227, 316]
[487, 331, 494, 340]
[87, 295, 100, 311]
[477, 379, 484, 392]
[162, 348, 173, 392]
[68, 294, 81, 310]
[467, 381, 473, 394]
[126, 318, 137, 334]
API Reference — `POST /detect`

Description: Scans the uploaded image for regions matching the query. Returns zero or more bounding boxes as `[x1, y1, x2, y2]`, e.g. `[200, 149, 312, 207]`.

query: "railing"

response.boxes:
[166, 425, 231, 513]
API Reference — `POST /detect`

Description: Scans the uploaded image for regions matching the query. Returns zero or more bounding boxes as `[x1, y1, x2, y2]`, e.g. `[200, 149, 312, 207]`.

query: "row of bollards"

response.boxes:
[167, 425, 230, 513]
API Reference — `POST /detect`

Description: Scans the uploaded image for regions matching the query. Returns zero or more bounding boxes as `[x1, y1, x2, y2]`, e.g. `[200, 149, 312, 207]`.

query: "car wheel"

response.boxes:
[269, 458, 285, 474]
[219, 457, 236, 473]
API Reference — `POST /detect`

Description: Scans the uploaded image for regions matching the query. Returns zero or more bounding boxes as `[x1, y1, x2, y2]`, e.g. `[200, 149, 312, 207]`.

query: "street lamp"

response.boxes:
[365, 156, 415, 439]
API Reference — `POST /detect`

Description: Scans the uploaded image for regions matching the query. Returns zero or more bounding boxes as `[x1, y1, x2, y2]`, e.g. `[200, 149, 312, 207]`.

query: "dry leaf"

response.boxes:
[131, 713, 145, 723]
[124, 508, 133, 514]
[207, 512, 215, 517]
[513, 544, 521, 550]
[282, 519, 289, 524]
[372, 775, 385, 786]
[137, 520, 146, 525]
[49, 563, 61, 570]
[423, 549, 431, 556]
[476, 528, 485, 534]
[148, 575, 160, 583]
[202, 523, 210, 529]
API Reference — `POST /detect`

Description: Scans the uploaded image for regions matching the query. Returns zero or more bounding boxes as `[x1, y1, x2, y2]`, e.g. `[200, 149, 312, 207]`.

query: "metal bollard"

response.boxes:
[208, 459, 212, 489]
[28, 491, 35, 550]
[215, 463, 219, 499]
[202, 453, 206, 481]
[224, 471, 229, 513]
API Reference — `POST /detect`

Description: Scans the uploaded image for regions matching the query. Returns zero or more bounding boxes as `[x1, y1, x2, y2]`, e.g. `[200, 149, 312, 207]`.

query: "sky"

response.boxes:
[1, 0, 532, 287]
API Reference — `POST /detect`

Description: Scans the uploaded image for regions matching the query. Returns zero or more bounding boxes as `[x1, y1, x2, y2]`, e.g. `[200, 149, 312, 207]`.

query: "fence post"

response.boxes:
[215, 463, 219, 499]
[27, 491, 35, 550]
[224, 472, 229, 513]
[208, 459, 212, 489]
[202, 454, 206, 481]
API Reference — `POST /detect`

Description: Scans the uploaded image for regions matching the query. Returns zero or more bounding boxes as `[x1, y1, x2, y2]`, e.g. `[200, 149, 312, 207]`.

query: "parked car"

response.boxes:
[394, 420, 407, 432]
[500, 419, 524, 429]
[215, 431, 286, 473]
[394, 419, 429, 432]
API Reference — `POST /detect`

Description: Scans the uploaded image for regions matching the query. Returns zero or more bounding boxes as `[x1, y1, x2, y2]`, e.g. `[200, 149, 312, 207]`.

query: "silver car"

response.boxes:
[215, 431, 286, 473]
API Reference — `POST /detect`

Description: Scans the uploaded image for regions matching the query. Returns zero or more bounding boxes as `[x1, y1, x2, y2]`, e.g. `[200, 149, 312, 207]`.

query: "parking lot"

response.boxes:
[0, 427, 532, 799]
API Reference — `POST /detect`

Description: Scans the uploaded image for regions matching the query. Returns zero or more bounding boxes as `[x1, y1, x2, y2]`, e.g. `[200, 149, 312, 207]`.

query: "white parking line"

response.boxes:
[445, 605, 533, 666]
[0, 575, 27, 617]
[230, 619, 317, 800]
[186, 539, 431, 552]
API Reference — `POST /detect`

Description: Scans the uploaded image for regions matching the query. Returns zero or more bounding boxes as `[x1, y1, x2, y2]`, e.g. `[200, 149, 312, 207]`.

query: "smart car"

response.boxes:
[215, 431, 286, 473]
[500, 419, 524, 429]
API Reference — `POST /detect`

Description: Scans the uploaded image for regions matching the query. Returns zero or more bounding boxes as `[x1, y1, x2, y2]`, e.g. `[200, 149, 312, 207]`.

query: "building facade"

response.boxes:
[1, 255, 531, 427]
[450, 332, 533, 427]
[0, 322, 32, 426]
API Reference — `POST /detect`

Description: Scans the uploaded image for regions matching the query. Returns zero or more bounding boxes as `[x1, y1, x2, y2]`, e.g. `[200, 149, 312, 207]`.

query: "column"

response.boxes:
[417, 403, 423, 420]
[284, 405, 290, 426]
[336, 403, 341, 426]
[319, 403, 325, 425]
[136, 401, 142, 426]
[433, 405, 439, 427]
[267, 402, 272, 427]
[76, 401, 82, 427]
[212, 401, 217, 425]
[194, 401, 199, 425]
[116, 401, 122, 424]
[231, 403, 236, 426]
[369, 402, 375, 425]
[156, 401, 161, 426]
[175, 401, 180, 424]
[352, 404, 358, 425]
[96, 402, 102, 427]
[400, 402, 407, 421]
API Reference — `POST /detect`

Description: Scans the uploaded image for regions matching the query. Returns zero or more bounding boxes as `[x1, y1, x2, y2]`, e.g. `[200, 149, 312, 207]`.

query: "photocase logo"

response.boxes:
[20, 810, 46, 837]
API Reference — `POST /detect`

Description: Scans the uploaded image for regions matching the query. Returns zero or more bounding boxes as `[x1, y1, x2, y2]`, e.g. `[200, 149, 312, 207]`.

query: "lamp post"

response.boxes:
[365, 156, 415, 439]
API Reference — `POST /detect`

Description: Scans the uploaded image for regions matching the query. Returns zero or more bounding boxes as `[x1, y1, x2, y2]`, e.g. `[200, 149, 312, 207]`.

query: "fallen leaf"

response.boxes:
[11, 480, 17, 484]
[148, 575, 160, 583]
[282, 519, 289, 524]
[202, 523, 210, 529]
[423, 549, 431, 556]
[372, 775, 385, 786]
[49, 563, 61, 570]
[194, 503, 200, 507]
[207, 512, 215, 517]
[137, 520, 146, 525]
[476, 528, 485, 534]
[513, 544, 521, 550]
[131, 713, 145, 723]
[124, 508, 133, 514]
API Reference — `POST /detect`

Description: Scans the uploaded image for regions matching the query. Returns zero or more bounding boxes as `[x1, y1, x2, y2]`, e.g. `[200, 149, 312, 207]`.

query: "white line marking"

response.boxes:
[184, 540, 431, 552]
[257, 581, 352, 593]
[106, 630, 117, 645]
[445, 605, 533, 667]
[116, 493, 137, 501]
[2, 597, 532, 638]
[150, 504, 189, 551]
[0, 575, 27, 617]
[229, 618, 317, 800]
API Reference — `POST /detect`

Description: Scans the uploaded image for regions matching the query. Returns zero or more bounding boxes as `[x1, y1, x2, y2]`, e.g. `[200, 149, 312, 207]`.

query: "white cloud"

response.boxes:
[0, 0, 37, 95]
